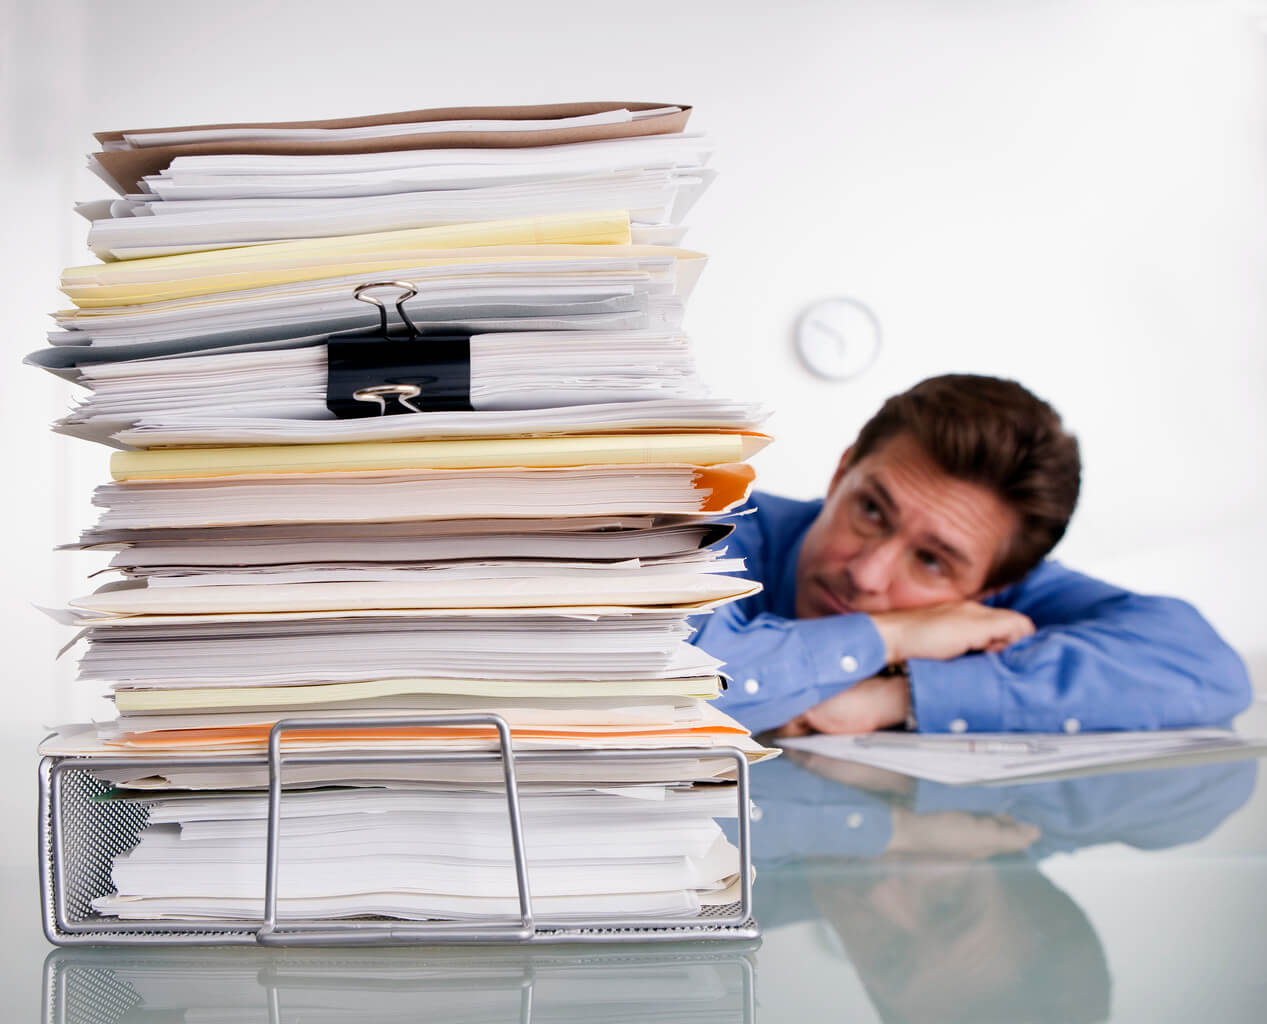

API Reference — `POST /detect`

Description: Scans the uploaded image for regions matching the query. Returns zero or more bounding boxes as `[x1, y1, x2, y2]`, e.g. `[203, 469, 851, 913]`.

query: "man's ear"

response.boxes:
[828, 446, 855, 493]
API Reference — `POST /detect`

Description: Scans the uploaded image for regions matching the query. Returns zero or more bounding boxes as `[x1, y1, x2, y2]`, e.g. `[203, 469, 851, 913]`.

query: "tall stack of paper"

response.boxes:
[35, 103, 776, 928]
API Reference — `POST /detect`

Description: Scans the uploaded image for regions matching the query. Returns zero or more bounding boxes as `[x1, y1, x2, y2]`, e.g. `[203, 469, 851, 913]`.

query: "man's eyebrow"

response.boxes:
[867, 477, 899, 517]
[868, 474, 972, 569]
[921, 533, 971, 569]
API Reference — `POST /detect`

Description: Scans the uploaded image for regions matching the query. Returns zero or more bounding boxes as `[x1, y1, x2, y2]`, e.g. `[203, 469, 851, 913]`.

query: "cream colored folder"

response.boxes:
[99, 700, 752, 753]
[57, 243, 695, 319]
[109, 433, 770, 481]
[112, 675, 724, 713]
[66, 594, 750, 627]
[91, 463, 757, 529]
[70, 573, 762, 616]
[63, 211, 630, 284]
[61, 213, 643, 307]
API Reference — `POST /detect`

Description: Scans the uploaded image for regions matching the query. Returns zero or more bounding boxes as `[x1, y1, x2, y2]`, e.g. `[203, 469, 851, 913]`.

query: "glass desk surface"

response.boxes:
[4, 706, 1267, 1023]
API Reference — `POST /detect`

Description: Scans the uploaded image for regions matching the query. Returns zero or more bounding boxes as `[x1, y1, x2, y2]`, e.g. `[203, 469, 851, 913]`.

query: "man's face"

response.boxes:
[795, 433, 1018, 618]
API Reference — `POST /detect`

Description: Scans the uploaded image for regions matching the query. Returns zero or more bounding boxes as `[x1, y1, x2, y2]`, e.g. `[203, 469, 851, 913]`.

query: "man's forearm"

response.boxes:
[698, 604, 888, 734]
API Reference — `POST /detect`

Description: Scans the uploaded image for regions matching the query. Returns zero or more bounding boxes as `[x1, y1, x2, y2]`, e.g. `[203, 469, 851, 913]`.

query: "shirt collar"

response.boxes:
[766, 496, 823, 619]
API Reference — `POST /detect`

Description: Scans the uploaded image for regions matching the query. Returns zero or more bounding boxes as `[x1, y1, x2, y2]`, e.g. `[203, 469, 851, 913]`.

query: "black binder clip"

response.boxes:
[326, 281, 475, 417]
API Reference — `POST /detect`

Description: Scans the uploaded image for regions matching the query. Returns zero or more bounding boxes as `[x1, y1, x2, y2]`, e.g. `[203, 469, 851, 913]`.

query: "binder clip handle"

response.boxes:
[352, 280, 421, 339]
[352, 383, 422, 416]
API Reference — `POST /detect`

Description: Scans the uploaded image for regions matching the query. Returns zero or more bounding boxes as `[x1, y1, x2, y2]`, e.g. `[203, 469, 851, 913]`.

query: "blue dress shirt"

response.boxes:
[733, 756, 1257, 867]
[693, 492, 1253, 734]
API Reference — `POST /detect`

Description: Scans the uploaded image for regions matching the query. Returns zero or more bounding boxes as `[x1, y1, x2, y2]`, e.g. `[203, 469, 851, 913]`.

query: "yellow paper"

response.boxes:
[61, 209, 633, 301]
[62, 213, 636, 306]
[63, 211, 632, 283]
[110, 434, 770, 481]
[58, 245, 702, 314]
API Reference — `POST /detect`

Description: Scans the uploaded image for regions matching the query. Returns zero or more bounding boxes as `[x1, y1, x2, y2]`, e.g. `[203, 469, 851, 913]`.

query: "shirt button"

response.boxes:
[949, 718, 968, 733]
[846, 812, 863, 829]
[840, 655, 859, 673]
[743, 678, 760, 695]
[750, 802, 764, 822]
[1063, 717, 1081, 734]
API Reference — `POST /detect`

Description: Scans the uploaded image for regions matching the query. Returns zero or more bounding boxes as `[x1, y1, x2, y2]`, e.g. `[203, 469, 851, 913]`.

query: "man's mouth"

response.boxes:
[817, 581, 854, 617]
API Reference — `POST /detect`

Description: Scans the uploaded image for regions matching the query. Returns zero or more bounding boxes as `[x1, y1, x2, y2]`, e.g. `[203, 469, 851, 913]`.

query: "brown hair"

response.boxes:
[847, 374, 1081, 589]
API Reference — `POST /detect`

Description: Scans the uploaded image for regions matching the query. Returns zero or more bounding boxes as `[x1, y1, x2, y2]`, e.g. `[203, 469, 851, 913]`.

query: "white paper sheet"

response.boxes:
[778, 729, 1267, 784]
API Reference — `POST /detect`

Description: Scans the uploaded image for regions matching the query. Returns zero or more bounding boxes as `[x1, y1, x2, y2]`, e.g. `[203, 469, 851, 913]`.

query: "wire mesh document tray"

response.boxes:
[40, 713, 760, 946]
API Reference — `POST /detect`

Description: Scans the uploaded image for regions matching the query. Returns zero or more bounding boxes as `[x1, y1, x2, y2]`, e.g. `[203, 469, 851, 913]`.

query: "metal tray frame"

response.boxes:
[40, 714, 758, 946]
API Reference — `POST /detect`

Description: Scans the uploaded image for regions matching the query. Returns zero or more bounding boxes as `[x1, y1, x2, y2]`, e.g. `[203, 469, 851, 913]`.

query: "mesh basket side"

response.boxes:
[60, 967, 145, 1024]
[55, 768, 150, 925]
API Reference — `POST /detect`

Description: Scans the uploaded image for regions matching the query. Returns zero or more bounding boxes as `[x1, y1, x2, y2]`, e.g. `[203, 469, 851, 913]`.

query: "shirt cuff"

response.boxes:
[796, 613, 888, 705]
[907, 653, 1006, 733]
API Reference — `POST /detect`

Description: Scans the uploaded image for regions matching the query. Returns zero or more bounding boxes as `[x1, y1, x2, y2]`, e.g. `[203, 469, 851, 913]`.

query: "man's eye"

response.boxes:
[916, 550, 943, 575]
[849, 494, 886, 535]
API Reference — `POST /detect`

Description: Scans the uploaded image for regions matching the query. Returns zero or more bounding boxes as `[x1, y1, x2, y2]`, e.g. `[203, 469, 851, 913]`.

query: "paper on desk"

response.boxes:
[92, 101, 694, 194]
[88, 168, 710, 259]
[70, 571, 761, 615]
[107, 398, 767, 449]
[132, 556, 747, 587]
[88, 463, 757, 529]
[81, 615, 722, 688]
[102, 695, 712, 737]
[68, 331, 705, 414]
[61, 213, 636, 305]
[41, 700, 756, 755]
[111, 675, 725, 713]
[100, 520, 732, 565]
[40, 259, 693, 357]
[121, 109, 648, 149]
[60, 596, 743, 628]
[778, 729, 1267, 785]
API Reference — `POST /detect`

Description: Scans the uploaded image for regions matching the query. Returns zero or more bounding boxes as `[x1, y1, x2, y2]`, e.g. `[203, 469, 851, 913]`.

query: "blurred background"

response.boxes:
[3, 0, 1265, 728]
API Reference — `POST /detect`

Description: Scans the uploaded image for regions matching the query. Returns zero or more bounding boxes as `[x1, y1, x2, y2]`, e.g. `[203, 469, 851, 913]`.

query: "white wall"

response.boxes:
[3, 0, 1265, 725]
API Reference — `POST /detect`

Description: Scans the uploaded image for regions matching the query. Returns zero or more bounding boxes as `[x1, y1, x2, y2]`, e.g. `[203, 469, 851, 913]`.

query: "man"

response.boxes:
[695, 374, 1252, 735]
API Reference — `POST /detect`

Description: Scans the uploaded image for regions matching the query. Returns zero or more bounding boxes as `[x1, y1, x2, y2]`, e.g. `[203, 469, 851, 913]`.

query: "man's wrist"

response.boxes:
[869, 612, 904, 665]
[877, 660, 916, 730]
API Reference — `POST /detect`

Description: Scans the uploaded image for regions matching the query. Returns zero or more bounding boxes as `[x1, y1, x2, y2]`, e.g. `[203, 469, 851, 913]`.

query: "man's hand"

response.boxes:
[776, 602, 1033, 737]
[777, 675, 911, 736]
[870, 600, 1035, 664]
[783, 748, 916, 797]
[886, 809, 1041, 860]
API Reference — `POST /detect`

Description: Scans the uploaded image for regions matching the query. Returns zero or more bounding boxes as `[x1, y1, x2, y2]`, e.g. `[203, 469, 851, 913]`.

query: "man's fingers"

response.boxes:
[1011, 611, 1037, 639]
[981, 610, 1035, 654]
[775, 716, 812, 738]
[775, 677, 911, 737]
[983, 816, 1042, 854]
[872, 602, 1036, 663]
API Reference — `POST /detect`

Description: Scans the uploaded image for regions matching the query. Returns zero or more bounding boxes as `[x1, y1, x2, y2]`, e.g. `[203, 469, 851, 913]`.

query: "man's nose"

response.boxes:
[848, 537, 903, 594]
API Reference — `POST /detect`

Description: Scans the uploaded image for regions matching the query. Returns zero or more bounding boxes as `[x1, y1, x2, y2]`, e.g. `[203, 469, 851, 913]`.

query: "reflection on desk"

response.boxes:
[43, 946, 756, 1024]
[34, 752, 1264, 1024]
[743, 755, 1258, 1024]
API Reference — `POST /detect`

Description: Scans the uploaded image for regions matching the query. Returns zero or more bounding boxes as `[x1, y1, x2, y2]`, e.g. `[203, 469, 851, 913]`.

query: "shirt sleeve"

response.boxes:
[722, 759, 895, 862]
[695, 602, 888, 734]
[908, 561, 1254, 733]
